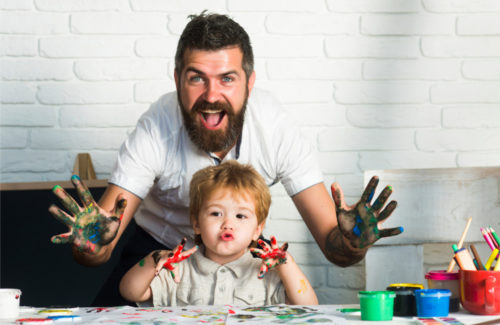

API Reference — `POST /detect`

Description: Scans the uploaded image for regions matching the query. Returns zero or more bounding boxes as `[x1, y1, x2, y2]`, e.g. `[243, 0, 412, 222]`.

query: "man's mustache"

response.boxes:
[191, 100, 234, 115]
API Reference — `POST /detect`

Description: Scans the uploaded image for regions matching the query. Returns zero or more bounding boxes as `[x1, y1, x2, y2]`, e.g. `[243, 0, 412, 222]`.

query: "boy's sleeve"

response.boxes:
[135, 269, 174, 307]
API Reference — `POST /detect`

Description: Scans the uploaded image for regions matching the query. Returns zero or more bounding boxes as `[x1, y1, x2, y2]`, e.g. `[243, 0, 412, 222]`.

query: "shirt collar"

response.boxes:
[193, 247, 254, 279]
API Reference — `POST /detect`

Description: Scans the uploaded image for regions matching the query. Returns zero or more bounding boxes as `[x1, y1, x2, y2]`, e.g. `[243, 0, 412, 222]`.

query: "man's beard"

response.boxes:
[179, 94, 247, 153]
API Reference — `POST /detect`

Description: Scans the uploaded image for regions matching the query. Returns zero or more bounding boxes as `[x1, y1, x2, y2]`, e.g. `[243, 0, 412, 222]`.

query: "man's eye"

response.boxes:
[190, 76, 203, 82]
[222, 76, 233, 83]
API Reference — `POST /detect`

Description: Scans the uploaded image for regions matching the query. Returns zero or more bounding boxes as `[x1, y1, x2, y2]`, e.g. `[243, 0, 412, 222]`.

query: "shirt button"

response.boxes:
[219, 287, 225, 292]
[220, 269, 226, 273]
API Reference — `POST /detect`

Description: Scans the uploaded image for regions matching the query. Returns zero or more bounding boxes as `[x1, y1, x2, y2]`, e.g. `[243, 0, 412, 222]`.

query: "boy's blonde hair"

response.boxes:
[189, 160, 271, 233]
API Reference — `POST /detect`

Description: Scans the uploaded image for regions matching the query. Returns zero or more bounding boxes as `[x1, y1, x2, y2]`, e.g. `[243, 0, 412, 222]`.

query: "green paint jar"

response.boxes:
[358, 291, 396, 321]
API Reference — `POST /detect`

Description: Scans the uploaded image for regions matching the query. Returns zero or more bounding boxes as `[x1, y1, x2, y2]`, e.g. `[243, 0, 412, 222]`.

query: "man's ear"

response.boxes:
[247, 71, 256, 96]
[253, 221, 265, 241]
[174, 69, 180, 91]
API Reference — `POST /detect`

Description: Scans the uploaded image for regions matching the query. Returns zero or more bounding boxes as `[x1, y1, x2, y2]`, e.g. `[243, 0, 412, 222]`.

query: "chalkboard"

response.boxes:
[0, 180, 135, 307]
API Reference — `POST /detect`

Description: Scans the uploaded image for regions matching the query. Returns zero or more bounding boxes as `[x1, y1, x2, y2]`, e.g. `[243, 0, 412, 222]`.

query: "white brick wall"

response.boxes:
[1, 1, 500, 305]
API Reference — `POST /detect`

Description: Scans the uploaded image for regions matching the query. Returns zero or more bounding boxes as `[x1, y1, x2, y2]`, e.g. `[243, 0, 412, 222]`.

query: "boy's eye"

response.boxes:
[210, 211, 222, 217]
[236, 214, 247, 219]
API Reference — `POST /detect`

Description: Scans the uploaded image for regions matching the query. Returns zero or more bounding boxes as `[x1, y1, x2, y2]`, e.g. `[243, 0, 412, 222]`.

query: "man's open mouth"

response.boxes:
[199, 110, 226, 130]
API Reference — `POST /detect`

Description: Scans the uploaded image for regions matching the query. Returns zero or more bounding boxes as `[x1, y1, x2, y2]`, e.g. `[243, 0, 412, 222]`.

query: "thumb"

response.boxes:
[331, 182, 346, 210]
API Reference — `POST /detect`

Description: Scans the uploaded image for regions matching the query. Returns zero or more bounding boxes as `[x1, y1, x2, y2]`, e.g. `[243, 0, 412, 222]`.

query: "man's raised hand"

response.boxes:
[331, 176, 403, 248]
[49, 175, 125, 254]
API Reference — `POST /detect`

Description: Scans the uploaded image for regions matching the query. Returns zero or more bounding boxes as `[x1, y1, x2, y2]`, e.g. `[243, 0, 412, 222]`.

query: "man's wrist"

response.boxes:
[324, 226, 368, 267]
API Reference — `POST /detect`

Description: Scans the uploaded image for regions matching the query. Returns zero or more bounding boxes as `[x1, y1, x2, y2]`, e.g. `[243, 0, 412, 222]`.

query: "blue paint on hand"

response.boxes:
[399, 226, 404, 233]
[353, 225, 361, 237]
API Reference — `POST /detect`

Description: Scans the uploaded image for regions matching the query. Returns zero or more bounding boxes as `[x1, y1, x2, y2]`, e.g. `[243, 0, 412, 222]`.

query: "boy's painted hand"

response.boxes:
[250, 236, 288, 279]
[152, 238, 197, 283]
[48, 175, 125, 254]
[331, 175, 403, 249]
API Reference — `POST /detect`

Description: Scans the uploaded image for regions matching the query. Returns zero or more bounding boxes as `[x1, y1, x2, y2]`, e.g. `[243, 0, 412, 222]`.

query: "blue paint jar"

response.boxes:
[414, 289, 451, 317]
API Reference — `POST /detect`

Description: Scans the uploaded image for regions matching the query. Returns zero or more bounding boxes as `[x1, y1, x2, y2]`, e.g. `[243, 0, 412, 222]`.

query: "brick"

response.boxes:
[87, 150, 119, 174]
[0, 106, 57, 126]
[228, 0, 325, 12]
[317, 152, 359, 174]
[362, 14, 454, 35]
[0, 37, 37, 56]
[300, 265, 327, 288]
[457, 14, 500, 35]
[264, 219, 315, 243]
[364, 59, 460, 80]
[267, 59, 361, 80]
[0, 82, 36, 103]
[40, 37, 134, 58]
[30, 128, 128, 150]
[135, 37, 179, 57]
[327, 265, 365, 289]
[416, 129, 500, 151]
[37, 82, 133, 104]
[229, 13, 267, 35]
[284, 103, 347, 126]
[60, 105, 147, 128]
[443, 105, 500, 127]
[269, 196, 301, 220]
[291, 243, 330, 265]
[266, 14, 358, 35]
[74, 59, 168, 81]
[422, 37, 500, 57]
[328, 0, 422, 13]
[252, 36, 323, 58]
[315, 287, 358, 304]
[0, 127, 28, 148]
[35, 0, 128, 11]
[335, 81, 429, 104]
[347, 105, 441, 127]
[359, 151, 457, 170]
[326, 36, 419, 58]
[256, 80, 333, 104]
[71, 13, 167, 34]
[130, 0, 225, 12]
[0, 59, 73, 81]
[431, 82, 500, 103]
[458, 152, 500, 167]
[423, 0, 500, 13]
[134, 80, 176, 103]
[0, 150, 66, 172]
[318, 128, 414, 151]
[324, 174, 365, 199]
[0, 12, 68, 34]
[0, 0, 33, 10]
[462, 60, 500, 80]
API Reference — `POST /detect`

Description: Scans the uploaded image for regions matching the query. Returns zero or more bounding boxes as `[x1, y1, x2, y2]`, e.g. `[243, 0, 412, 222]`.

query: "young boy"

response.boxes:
[119, 161, 318, 306]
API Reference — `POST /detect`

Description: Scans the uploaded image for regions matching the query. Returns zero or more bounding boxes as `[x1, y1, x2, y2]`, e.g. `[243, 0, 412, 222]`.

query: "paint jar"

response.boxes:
[425, 270, 460, 312]
[415, 289, 451, 317]
[386, 283, 424, 316]
[358, 291, 396, 321]
[0, 288, 22, 319]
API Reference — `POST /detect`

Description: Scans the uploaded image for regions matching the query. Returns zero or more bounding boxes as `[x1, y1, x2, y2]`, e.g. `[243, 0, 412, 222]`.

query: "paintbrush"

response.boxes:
[447, 217, 472, 272]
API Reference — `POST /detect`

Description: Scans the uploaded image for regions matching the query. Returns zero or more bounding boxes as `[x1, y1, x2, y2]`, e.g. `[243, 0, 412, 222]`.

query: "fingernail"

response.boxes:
[71, 175, 80, 181]
[399, 226, 404, 233]
[180, 238, 186, 245]
[52, 185, 62, 192]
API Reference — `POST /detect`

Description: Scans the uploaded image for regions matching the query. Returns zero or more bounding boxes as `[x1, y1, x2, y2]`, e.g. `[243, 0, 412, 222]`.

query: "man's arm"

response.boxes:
[77, 183, 142, 266]
[292, 183, 367, 267]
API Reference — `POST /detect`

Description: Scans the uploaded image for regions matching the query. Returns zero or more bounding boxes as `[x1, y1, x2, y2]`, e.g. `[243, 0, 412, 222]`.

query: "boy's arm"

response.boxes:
[119, 252, 157, 303]
[276, 253, 318, 305]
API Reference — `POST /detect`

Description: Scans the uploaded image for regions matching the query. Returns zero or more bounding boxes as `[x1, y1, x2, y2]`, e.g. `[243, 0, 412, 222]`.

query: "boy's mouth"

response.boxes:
[220, 232, 234, 241]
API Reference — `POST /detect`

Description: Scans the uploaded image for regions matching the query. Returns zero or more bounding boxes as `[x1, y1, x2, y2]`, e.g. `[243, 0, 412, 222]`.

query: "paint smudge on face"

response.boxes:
[138, 259, 145, 267]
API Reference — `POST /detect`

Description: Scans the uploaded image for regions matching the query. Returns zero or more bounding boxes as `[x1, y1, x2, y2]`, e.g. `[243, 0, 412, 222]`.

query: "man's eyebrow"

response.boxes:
[184, 67, 240, 77]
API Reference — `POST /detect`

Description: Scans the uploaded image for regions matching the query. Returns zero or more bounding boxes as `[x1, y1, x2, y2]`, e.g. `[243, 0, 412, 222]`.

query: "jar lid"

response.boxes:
[425, 270, 459, 280]
[358, 291, 396, 299]
[387, 283, 424, 290]
[415, 289, 452, 298]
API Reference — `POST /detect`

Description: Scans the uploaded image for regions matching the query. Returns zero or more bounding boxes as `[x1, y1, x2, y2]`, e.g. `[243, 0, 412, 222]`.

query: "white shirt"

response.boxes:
[141, 249, 285, 307]
[110, 88, 323, 249]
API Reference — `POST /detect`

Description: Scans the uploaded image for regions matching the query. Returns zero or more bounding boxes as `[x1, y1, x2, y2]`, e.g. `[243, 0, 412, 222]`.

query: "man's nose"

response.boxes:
[203, 79, 222, 103]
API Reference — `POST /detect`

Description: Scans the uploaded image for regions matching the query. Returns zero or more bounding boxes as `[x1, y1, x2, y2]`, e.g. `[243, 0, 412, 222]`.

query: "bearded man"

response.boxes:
[49, 12, 402, 306]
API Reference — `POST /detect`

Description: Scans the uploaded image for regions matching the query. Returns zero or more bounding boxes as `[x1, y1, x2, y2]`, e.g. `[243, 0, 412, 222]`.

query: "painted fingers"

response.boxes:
[156, 238, 197, 283]
[250, 236, 288, 279]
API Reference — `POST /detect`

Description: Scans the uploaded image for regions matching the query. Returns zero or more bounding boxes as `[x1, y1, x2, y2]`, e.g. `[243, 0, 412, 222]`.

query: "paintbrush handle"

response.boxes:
[446, 217, 472, 272]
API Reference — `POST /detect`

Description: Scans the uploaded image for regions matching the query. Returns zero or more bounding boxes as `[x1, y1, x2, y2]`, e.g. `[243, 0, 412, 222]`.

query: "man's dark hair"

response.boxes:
[175, 12, 254, 81]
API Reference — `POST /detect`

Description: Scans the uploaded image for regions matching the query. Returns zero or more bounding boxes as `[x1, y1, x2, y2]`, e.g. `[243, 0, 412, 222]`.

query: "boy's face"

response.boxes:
[193, 187, 264, 265]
